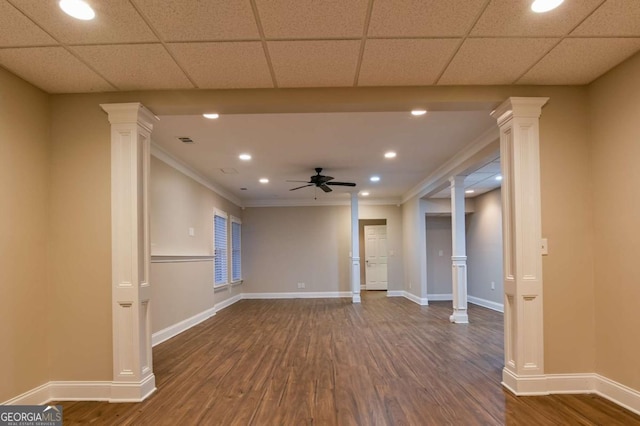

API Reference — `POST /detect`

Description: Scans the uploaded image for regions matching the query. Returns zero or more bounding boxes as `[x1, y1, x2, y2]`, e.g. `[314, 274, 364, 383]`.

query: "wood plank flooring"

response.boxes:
[56, 291, 640, 425]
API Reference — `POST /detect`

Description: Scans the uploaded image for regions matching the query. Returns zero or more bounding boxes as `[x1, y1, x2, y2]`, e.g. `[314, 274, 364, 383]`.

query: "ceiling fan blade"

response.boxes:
[286, 180, 311, 183]
[318, 175, 334, 183]
[326, 181, 356, 187]
[319, 184, 332, 193]
[289, 184, 313, 191]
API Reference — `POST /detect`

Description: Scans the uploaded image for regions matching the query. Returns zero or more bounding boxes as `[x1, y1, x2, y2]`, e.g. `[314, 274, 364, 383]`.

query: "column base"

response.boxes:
[110, 374, 156, 402]
[449, 311, 469, 324]
[352, 293, 361, 304]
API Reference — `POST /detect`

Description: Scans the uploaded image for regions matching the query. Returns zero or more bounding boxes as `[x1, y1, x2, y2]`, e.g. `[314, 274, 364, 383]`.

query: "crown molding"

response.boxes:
[402, 125, 500, 203]
[243, 197, 401, 208]
[150, 143, 243, 208]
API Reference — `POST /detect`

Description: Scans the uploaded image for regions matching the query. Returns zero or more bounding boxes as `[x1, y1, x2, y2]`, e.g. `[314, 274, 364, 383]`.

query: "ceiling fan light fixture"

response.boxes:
[384, 151, 397, 159]
[203, 113, 219, 119]
[238, 153, 251, 161]
[59, 0, 95, 20]
[411, 109, 427, 116]
[531, 0, 564, 13]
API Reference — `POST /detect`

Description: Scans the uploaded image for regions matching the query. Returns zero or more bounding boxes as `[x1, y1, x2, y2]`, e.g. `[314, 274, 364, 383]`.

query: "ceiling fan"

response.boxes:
[289, 168, 356, 193]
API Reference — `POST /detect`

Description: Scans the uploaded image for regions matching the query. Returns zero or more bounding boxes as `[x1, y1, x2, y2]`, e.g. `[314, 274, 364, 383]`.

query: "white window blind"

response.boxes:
[214, 211, 228, 286]
[231, 218, 241, 282]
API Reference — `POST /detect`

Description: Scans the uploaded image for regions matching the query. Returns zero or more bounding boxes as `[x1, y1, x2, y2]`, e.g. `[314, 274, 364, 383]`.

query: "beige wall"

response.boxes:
[538, 88, 596, 374]
[48, 94, 113, 381]
[242, 206, 351, 293]
[425, 216, 453, 296]
[589, 52, 640, 390]
[466, 189, 503, 304]
[149, 156, 243, 333]
[360, 204, 404, 291]
[0, 68, 50, 401]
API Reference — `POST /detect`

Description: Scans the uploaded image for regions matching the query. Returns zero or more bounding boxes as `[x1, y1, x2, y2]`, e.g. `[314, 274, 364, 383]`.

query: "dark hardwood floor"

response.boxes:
[56, 291, 640, 425]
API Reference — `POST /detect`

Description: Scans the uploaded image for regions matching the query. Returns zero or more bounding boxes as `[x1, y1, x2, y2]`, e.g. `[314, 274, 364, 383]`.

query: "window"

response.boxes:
[231, 217, 242, 282]
[213, 209, 228, 286]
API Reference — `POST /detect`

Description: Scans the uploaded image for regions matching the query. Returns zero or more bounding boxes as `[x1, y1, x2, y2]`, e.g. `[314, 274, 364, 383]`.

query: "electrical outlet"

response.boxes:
[297, 282, 305, 289]
[188, 227, 195, 237]
[491, 281, 495, 290]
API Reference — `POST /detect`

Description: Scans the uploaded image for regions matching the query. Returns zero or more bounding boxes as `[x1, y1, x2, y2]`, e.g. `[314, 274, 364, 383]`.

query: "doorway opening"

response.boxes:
[359, 219, 388, 292]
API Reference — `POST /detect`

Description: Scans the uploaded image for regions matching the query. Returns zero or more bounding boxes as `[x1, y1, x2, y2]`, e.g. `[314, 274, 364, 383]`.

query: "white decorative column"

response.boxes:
[350, 192, 361, 303]
[491, 97, 548, 394]
[450, 176, 469, 324]
[101, 103, 157, 402]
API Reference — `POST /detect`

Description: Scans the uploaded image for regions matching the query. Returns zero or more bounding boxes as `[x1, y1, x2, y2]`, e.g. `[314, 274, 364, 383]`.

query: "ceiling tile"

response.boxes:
[358, 39, 459, 86]
[471, 0, 602, 37]
[572, 0, 640, 36]
[255, 0, 368, 39]
[71, 44, 193, 90]
[0, 1, 56, 47]
[14, 0, 157, 44]
[268, 40, 360, 88]
[438, 38, 557, 85]
[133, 0, 259, 41]
[464, 172, 494, 184]
[519, 38, 640, 85]
[0, 47, 113, 93]
[368, 0, 487, 37]
[168, 42, 273, 89]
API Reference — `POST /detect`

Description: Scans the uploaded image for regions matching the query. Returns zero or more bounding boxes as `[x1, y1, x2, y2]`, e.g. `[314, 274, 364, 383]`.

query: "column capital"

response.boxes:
[100, 102, 158, 132]
[490, 97, 549, 126]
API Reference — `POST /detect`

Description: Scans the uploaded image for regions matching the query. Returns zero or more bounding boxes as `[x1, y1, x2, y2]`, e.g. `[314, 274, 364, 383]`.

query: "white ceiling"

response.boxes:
[431, 157, 502, 199]
[151, 111, 497, 205]
[1, 0, 639, 93]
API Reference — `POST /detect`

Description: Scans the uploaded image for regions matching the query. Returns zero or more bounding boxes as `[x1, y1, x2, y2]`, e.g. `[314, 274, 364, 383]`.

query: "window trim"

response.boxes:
[230, 216, 242, 283]
[213, 208, 228, 287]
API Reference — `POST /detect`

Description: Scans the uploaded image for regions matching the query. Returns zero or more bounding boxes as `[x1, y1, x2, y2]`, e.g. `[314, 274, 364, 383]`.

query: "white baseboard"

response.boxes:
[242, 291, 352, 299]
[468, 295, 504, 313]
[2, 382, 51, 405]
[387, 290, 404, 297]
[3, 377, 156, 405]
[502, 369, 640, 416]
[402, 291, 429, 306]
[152, 306, 217, 347]
[214, 294, 242, 312]
[427, 293, 452, 301]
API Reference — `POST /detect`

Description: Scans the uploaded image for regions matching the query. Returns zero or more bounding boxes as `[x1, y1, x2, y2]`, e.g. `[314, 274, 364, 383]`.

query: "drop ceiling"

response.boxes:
[0, 0, 639, 93]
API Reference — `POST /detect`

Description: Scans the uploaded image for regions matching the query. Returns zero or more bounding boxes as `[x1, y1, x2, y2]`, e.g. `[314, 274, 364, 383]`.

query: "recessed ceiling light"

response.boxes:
[465, 190, 475, 194]
[495, 175, 503, 181]
[531, 0, 564, 13]
[203, 113, 219, 119]
[411, 109, 427, 116]
[360, 192, 370, 196]
[259, 178, 269, 184]
[238, 153, 251, 161]
[384, 151, 397, 159]
[59, 0, 95, 20]
[370, 176, 380, 182]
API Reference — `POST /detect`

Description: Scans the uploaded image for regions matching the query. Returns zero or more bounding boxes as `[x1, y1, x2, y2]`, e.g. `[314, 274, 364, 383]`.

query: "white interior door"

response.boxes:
[365, 225, 388, 290]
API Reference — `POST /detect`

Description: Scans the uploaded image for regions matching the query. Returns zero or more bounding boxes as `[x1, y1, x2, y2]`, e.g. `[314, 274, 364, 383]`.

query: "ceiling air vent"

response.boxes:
[177, 136, 194, 144]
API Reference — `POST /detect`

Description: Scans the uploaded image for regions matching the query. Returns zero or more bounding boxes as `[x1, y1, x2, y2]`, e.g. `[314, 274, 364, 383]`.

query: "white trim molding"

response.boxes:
[386, 290, 404, 297]
[402, 291, 429, 306]
[491, 97, 548, 385]
[427, 293, 453, 301]
[101, 102, 156, 403]
[243, 292, 352, 299]
[152, 306, 217, 347]
[468, 296, 504, 313]
[502, 372, 640, 416]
